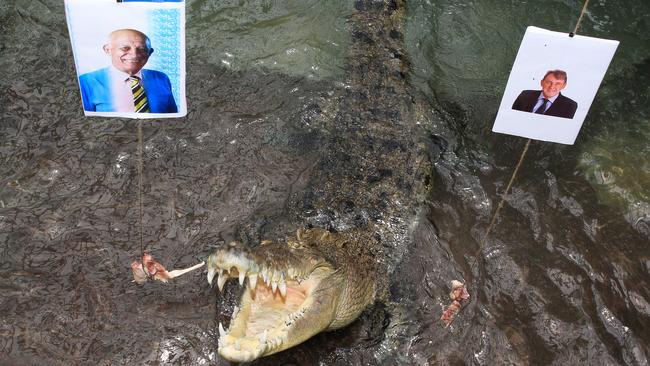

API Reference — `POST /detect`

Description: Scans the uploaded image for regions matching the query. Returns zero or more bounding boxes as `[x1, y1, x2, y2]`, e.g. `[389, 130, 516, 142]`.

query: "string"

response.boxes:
[570, 0, 590, 36]
[137, 120, 145, 264]
[473, 0, 591, 266]
[483, 138, 531, 244]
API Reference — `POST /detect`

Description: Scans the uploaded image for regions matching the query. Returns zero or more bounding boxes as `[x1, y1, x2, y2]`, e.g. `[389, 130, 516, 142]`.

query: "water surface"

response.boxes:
[1, 0, 649, 365]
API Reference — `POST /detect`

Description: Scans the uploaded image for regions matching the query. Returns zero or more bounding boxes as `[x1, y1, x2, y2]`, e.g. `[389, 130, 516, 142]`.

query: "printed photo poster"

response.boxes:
[492, 26, 619, 144]
[65, 0, 186, 118]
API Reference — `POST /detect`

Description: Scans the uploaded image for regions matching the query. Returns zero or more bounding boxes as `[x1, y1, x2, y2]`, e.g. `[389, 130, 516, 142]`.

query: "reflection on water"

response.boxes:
[1, 0, 650, 365]
[186, 0, 353, 79]
[577, 57, 650, 237]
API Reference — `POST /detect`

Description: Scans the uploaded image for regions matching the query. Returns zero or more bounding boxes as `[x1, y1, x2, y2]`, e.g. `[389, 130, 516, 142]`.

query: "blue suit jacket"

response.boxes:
[79, 67, 178, 113]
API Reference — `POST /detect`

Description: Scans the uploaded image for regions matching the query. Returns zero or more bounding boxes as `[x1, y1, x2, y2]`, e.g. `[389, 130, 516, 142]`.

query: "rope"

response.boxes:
[475, 0, 590, 264]
[469, 138, 531, 271]
[571, 0, 590, 36]
[483, 139, 531, 243]
[137, 120, 145, 261]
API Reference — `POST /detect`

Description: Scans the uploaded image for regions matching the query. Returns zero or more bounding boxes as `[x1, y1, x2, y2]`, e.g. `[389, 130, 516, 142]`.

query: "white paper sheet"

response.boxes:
[492, 26, 619, 144]
[65, 0, 186, 118]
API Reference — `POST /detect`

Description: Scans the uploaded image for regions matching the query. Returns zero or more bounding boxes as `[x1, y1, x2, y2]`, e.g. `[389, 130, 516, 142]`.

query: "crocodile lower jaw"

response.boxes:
[217, 267, 332, 362]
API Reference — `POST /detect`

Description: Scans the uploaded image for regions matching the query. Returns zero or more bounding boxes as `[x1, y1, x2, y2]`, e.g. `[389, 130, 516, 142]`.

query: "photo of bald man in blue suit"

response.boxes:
[79, 28, 177, 113]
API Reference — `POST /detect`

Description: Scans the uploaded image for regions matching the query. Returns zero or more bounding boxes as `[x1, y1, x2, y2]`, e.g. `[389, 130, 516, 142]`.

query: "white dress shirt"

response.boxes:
[109, 66, 144, 112]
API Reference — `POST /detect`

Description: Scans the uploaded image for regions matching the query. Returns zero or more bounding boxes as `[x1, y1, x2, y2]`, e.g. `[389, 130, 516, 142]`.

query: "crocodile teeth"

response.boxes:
[271, 281, 278, 293]
[258, 329, 267, 345]
[217, 273, 228, 292]
[207, 268, 216, 285]
[249, 274, 258, 289]
[273, 337, 283, 348]
[238, 270, 246, 286]
[219, 322, 226, 337]
[279, 281, 287, 297]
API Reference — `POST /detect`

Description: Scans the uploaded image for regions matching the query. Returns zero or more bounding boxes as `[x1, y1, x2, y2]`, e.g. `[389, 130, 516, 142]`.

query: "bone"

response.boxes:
[167, 261, 205, 278]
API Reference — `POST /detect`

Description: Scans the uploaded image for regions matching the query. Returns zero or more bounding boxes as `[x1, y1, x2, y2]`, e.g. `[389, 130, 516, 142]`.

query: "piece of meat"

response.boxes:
[131, 252, 204, 284]
[130, 260, 149, 284]
[440, 280, 470, 326]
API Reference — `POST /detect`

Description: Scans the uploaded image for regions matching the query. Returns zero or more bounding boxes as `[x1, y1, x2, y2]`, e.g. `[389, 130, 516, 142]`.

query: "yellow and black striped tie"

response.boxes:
[129, 76, 150, 113]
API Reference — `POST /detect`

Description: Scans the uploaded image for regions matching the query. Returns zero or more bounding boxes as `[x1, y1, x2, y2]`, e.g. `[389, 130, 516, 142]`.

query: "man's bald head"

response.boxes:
[103, 28, 154, 75]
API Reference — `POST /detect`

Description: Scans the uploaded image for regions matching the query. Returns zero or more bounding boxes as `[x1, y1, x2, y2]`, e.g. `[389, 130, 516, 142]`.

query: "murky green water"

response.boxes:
[1, 0, 649, 365]
[187, 0, 353, 80]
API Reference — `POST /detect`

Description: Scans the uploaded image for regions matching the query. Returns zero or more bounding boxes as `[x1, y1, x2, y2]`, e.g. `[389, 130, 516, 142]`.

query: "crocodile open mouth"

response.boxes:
[207, 248, 335, 362]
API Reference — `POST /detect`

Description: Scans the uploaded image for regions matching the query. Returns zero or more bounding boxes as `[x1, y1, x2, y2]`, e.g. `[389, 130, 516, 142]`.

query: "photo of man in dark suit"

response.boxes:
[512, 69, 577, 119]
[78, 29, 178, 113]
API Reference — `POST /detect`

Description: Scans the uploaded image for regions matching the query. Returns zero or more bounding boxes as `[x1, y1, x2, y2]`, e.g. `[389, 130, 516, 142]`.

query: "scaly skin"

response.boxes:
[206, 228, 377, 362]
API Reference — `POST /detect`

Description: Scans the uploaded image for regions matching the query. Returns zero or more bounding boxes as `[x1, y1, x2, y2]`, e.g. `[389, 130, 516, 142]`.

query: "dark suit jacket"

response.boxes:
[79, 67, 178, 113]
[512, 90, 577, 119]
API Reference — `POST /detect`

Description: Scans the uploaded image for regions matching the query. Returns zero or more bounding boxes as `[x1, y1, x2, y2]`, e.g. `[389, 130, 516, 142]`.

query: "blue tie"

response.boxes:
[534, 98, 549, 114]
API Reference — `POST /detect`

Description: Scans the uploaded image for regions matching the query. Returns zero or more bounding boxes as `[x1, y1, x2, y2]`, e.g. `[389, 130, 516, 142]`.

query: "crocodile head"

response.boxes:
[206, 228, 376, 362]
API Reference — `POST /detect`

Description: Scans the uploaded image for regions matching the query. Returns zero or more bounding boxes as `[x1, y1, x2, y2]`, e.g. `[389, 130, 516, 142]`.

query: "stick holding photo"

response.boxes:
[492, 27, 618, 145]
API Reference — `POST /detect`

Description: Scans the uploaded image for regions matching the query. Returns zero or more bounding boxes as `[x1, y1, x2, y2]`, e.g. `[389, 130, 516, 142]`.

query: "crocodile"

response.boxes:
[207, 0, 441, 362]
